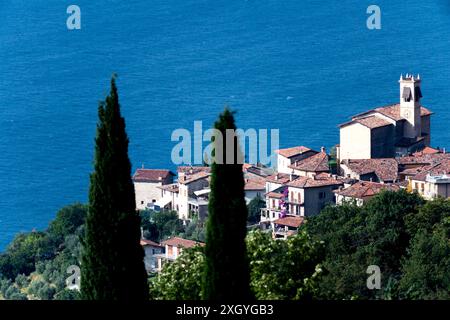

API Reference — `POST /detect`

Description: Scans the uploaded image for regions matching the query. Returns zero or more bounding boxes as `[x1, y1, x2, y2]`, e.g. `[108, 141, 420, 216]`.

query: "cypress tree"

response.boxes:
[201, 108, 252, 300]
[80, 76, 149, 300]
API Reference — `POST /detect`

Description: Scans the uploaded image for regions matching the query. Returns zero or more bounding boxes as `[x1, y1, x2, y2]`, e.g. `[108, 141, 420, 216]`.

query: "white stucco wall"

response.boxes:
[340, 123, 371, 160]
[135, 182, 163, 210]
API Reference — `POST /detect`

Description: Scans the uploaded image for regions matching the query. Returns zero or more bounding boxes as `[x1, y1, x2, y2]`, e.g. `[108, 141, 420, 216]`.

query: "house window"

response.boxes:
[141, 201, 144, 205]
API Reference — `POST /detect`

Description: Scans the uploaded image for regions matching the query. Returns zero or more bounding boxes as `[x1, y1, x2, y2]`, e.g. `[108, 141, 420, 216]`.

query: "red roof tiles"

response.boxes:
[140, 239, 162, 247]
[289, 151, 329, 172]
[273, 215, 305, 228]
[276, 146, 312, 158]
[287, 174, 343, 188]
[161, 237, 205, 248]
[133, 169, 175, 182]
[335, 181, 400, 199]
[342, 158, 399, 182]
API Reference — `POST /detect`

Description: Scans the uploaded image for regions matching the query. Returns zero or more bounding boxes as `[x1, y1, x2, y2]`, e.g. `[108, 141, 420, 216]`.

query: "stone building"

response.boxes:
[338, 74, 432, 160]
[133, 168, 175, 210]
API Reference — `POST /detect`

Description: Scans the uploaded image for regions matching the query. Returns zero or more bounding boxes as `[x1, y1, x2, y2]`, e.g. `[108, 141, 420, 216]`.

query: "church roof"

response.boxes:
[340, 104, 433, 128]
[355, 116, 392, 129]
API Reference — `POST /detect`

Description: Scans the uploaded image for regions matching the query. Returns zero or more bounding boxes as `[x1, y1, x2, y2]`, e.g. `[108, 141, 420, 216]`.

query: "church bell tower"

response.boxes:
[399, 74, 422, 138]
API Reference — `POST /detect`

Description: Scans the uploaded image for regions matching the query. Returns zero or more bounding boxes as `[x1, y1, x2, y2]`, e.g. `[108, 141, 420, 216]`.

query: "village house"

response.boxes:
[260, 186, 287, 227]
[177, 170, 211, 220]
[244, 177, 266, 203]
[276, 146, 318, 174]
[286, 173, 344, 216]
[288, 147, 329, 177]
[140, 239, 164, 273]
[154, 237, 205, 272]
[334, 181, 400, 206]
[409, 159, 450, 199]
[338, 74, 432, 160]
[133, 168, 175, 210]
[339, 158, 399, 183]
[271, 215, 304, 240]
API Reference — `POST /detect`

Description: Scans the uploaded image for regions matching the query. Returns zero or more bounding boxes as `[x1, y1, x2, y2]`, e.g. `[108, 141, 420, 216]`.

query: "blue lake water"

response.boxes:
[1, 0, 449, 250]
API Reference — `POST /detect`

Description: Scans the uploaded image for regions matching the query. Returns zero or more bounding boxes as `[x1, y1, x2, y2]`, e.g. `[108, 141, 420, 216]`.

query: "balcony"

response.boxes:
[286, 199, 304, 205]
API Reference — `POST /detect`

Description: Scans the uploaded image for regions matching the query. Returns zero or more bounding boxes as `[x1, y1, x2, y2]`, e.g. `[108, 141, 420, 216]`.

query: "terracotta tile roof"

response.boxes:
[355, 116, 392, 129]
[244, 177, 266, 191]
[276, 146, 312, 158]
[287, 174, 344, 188]
[273, 215, 305, 228]
[140, 239, 162, 247]
[413, 146, 442, 156]
[335, 181, 400, 199]
[177, 166, 211, 174]
[161, 237, 205, 248]
[400, 167, 428, 176]
[397, 153, 450, 165]
[372, 104, 432, 121]
[412, 159, 450, 181]
[178, 171, 210, 184]
[266, 173, 293, 184]
[158, 183, 179, 193]
[133, 169, 175, 182]
[342, 158, 399, 182]
[266, 191, 285, 199]
[341, 104, 433, 127]
[289, 151, 329, 172]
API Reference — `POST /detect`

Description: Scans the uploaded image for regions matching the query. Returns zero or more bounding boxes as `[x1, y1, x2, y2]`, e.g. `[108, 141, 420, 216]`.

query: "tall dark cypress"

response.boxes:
[202, 108, 252, 300]
[80, 76, 149, 300]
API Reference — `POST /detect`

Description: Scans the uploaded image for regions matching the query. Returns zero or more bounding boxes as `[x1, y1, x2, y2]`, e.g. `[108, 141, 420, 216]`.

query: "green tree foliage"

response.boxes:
[150, 247, 205, 300]
[201, 108, 252, 300]
[247, 194, 266, 224]
[140, 210, 186, 242]
[246, 230, 323, 299]
[399, 198, 450, 299]
[48, 203, 87, 242]
[0, 232, 56, 280]
[151, 231, 323, 300]
[363, 189, 424, 275]
[305, 190, 424, 299]
[80, 76, 149, 301]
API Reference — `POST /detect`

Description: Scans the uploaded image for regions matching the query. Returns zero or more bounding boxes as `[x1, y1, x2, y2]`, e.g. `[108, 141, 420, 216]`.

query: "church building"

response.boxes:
[338, 74, 432, 160]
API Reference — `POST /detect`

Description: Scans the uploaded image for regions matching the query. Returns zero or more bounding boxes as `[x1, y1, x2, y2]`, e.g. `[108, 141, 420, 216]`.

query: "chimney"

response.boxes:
[321, 146, 326, 153]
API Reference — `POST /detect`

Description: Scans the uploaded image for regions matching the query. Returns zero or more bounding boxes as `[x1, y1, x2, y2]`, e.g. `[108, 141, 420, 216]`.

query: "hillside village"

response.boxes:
[135, 74, 450, 273]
